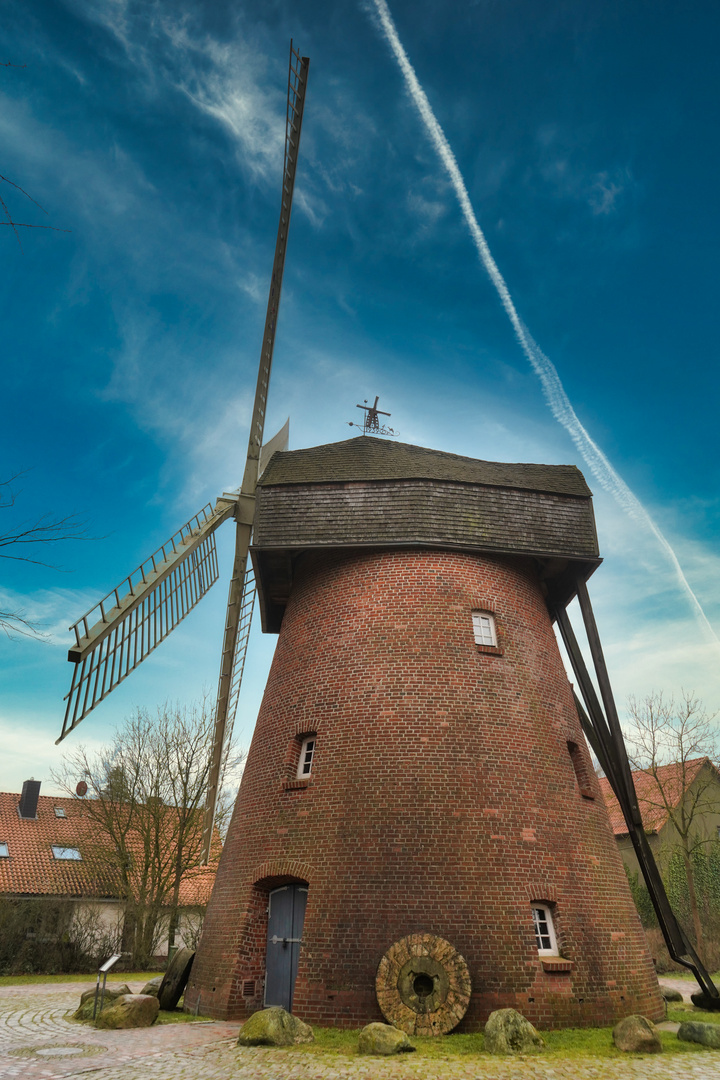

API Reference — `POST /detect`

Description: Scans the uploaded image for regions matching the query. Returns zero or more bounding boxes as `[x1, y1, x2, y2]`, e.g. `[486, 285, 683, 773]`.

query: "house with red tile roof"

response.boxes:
[0, 780, 220, 962]
[599, 757, 720, 877]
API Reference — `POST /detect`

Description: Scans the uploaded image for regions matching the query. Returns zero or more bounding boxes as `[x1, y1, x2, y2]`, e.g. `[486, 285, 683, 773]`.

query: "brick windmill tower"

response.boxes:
[185, 415, 668, 1031]
[58, 46, 717, 1024]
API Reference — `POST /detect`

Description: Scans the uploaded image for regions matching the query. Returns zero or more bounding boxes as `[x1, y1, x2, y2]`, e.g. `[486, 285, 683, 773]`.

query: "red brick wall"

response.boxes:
[187, 548, 662, 1028]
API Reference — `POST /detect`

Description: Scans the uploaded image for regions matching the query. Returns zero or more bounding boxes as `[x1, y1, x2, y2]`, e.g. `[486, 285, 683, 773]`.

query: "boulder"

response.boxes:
[237, 1007, 314, 1046]
[140, 976, 163, 997]
[660, 987, 683, 1002]
[158, 948, 195, 1011]
[691, 990, 720, 1011]
[484, 1009, 544, 1054]
[358, 1022, 416, 1055]
[94, 994, 160, 1030]
[79, 983, 131, 1006]
[612, 1014, 662, 1053]
[678, 1021, 720, 1049]
[73, 984, 133, 1020]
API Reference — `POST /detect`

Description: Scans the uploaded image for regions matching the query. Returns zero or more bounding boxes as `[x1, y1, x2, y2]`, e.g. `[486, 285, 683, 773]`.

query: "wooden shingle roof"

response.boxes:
[259, 437, 593, 497]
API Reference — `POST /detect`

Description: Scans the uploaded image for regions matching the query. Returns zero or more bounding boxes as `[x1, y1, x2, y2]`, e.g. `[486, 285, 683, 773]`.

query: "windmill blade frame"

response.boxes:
[200, 44, 310, 860]
[59, 497, 237, 743]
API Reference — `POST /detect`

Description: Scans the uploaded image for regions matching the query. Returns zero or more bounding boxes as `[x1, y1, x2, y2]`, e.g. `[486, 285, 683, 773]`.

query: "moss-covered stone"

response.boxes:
[484, 1009, 544, 1054]
[358, 1022, 416, 1055]
[73, 985, 132, 1020]
[678, 1021, 720, 1048]
[94, 994, 159, 1029]
[237, 1007, 314, 1047]
[613, 1014, 662, 1053]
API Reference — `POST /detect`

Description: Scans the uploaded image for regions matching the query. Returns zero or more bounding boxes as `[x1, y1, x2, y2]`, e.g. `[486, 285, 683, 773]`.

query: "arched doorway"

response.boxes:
[265, 883, 308, 1011]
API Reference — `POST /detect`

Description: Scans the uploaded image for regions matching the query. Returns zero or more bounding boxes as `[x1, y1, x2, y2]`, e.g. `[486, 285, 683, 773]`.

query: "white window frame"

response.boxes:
[0, 842, 8, 858]
[531, 904, 558, 956]
[296, 735, 316, 779]
[54, 806, 67, 818]
[51, 845, 82, 861]
[472, 610, 497, 647]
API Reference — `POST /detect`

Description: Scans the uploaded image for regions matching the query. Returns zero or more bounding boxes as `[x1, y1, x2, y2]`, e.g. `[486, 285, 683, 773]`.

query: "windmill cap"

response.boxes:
[257, 436, 592, 498]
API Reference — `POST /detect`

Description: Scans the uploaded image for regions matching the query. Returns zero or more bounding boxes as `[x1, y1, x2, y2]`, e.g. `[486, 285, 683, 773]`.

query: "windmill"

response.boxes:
[59, 42, 310, 863]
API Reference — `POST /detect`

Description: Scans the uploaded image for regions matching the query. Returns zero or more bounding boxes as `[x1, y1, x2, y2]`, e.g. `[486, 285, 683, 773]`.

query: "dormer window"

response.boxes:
[297, 736, 316, 778]
[472, 611, 497, 647]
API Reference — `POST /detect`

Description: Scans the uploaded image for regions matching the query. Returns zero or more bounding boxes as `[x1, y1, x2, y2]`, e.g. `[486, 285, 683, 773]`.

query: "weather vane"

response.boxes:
[347, 396, 399, 437]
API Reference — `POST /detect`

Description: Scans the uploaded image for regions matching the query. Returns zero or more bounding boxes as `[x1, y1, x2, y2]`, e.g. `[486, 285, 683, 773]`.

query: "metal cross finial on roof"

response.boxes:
[347, 396, 399, 437]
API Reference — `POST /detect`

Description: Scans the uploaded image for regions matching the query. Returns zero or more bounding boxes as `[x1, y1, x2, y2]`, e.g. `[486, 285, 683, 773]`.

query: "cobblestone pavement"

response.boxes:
[1, 980, 720, 1080]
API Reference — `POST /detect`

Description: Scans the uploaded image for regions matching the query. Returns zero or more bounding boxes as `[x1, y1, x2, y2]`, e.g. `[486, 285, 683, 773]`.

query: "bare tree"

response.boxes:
[53, 697, 243, 968]
[0, 473, 88, 638]
[625, 690, 720, 964]
[1, 62, 70, 247]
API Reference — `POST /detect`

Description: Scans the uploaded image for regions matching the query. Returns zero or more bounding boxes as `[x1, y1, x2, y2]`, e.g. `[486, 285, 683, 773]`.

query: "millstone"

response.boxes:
[375, 932, 471, 1035]
[157, 948, 195, 1011]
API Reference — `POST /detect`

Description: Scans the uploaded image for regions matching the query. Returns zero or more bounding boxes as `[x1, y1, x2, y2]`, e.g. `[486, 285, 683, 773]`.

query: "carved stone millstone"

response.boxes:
[375, 933, 472, 1035]
[157, 948, 195, 1011]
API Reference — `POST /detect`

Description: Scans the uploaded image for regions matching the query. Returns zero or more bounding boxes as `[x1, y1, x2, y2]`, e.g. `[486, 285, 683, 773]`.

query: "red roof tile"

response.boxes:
[0, 791, 219, 905]
[599, 758, 710, 836]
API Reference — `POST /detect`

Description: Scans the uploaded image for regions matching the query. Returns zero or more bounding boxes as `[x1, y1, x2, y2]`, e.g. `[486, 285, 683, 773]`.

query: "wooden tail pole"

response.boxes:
[555, 583, 720, 1007]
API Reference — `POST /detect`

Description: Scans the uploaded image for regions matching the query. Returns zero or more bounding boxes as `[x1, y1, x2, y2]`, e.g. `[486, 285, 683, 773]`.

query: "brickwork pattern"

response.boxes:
[189, 549, 662, 1029]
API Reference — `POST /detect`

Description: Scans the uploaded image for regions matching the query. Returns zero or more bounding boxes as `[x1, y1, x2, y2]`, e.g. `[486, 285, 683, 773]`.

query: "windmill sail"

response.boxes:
[200, 44, 309, 860]
[58, 42, 309, 865]
[58, 499, 236, 742]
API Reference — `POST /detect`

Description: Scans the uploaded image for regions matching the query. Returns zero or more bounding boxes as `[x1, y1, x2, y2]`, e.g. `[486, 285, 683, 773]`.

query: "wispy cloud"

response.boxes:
[367, 0, 719, 649]
[0, 585, 99, 646]
[65, 0, 286, 183]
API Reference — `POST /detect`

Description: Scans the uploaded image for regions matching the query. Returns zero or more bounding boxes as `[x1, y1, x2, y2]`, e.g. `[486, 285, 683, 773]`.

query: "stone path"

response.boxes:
[1, 979, 719, 1080]
[0, 981, 238, 1079]
[658, 976, 698, 1004]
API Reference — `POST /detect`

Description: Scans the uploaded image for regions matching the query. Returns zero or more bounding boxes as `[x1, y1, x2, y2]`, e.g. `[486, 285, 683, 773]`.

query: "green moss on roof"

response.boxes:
[258, 437, 592, 498]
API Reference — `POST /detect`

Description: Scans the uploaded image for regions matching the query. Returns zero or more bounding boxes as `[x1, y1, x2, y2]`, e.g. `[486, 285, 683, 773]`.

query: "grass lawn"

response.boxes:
[0, 971, 163, 987]
[288, 1014, 720, 1060]
[667, 1002, 720, 1024]
[156, 1009, 215, 1024]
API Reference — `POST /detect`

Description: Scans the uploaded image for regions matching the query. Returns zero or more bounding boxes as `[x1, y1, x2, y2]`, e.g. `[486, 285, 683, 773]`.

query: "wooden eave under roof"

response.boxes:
[252, 437, 601, 632]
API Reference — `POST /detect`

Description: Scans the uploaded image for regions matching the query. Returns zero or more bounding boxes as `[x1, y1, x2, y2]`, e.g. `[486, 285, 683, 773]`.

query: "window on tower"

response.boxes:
[531, 904, 558, 955]
[296, 735, 316, 779]
[472, 610, 497, 647]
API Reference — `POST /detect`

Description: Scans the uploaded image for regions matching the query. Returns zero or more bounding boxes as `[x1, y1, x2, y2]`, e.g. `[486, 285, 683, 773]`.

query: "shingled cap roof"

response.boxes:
[599, 758, 714, 837]
[0, 791, 219, 905]
[258, 436, 593, 498]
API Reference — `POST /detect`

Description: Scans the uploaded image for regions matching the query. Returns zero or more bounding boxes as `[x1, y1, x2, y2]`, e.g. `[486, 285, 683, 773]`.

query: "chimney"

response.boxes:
[18, 779, 41, 820]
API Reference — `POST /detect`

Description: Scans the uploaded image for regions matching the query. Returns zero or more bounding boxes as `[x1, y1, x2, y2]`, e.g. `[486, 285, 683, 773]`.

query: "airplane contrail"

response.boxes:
[369, 0, 718, 646]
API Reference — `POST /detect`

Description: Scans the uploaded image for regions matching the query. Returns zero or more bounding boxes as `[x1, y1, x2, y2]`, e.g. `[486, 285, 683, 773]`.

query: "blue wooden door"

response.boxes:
[265, 884, 308, 1011]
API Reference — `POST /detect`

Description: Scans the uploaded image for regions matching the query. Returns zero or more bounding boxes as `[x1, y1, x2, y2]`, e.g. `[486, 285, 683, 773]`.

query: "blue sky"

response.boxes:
[1, 0, 719, 793]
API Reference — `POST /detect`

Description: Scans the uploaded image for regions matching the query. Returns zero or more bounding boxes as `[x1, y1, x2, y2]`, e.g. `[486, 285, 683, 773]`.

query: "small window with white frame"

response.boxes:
[51, 845, 82, 861]
[531, 904, 558, 955]
[472, 610, 497, 647]
[296, 735, 316, 779]
[0, 842, 8, 858]
[54, 806, 67, 818]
